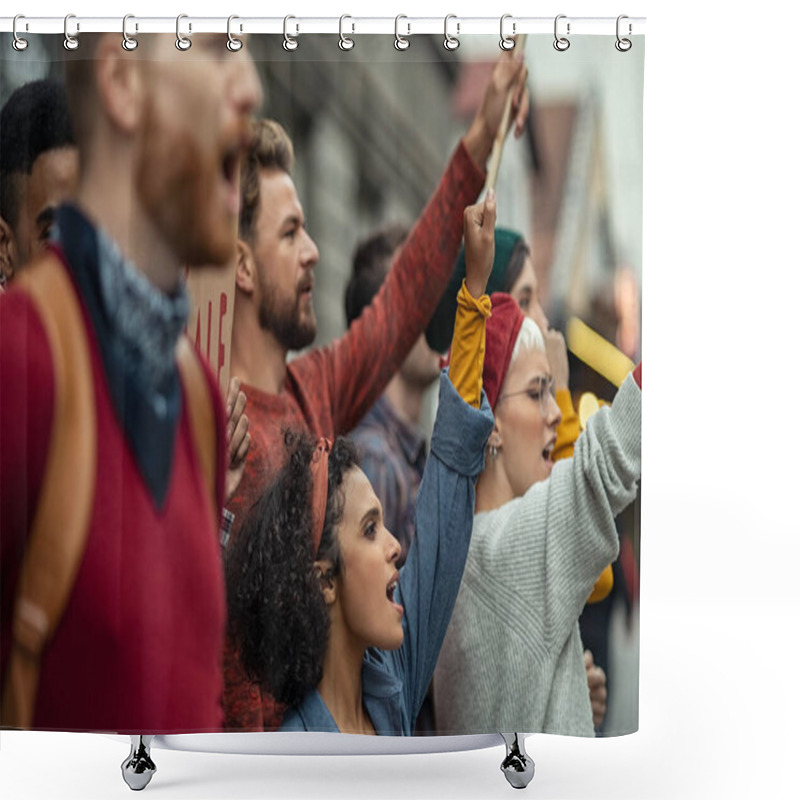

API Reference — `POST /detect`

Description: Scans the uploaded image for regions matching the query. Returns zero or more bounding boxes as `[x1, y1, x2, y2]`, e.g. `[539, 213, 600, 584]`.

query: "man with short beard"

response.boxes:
[224, 52, 529, 731]
[0, 33, 262, 731]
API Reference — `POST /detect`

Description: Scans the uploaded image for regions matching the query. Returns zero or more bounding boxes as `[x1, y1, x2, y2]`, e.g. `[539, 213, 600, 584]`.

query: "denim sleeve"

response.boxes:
[392, 369, 494, 723]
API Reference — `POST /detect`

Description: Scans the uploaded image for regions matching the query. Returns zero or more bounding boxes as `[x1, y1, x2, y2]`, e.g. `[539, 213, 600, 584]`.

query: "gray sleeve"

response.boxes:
[471, 373, 641, 657]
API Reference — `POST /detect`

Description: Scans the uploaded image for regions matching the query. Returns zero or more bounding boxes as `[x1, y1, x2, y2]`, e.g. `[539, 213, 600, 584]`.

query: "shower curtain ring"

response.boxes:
[63, 14, 80, 51]
[394, 15, 410, 51]
[339, 15, 355, 51]
[554, 14, 570, 51]
[176, 14, 192, 50]
[615, 15, 632, 51]
[283, 15, 299, 51]
[122, 14, 138, 51]
[500, 14, 515, 51]
[444, 14, 460, 51]
[227, 15, 243, 51]
[12, 15, 29, 51]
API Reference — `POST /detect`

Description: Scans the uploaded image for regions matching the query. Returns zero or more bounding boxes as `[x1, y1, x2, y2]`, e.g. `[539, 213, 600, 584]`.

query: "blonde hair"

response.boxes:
[509, 317, 546, 368]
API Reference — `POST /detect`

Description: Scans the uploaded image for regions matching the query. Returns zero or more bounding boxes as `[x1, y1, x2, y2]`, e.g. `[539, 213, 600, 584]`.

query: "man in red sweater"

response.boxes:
[223, 52, 530, 729]
[0, 34, 261, 732]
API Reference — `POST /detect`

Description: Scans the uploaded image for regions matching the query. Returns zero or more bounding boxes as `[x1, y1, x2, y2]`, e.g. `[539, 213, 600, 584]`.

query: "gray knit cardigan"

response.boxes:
[433, 373, 641, 736]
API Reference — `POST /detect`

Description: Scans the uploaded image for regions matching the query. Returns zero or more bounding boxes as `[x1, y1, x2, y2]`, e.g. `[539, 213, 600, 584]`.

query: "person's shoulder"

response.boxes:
[0, 285, 58, 513]
[0, 285, 55, 394]
[278, 707, 307, 732]
[352, 422, 407, 491]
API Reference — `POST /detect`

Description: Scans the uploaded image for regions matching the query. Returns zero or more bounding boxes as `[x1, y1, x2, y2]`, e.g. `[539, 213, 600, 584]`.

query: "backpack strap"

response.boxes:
[1, 254, 96, 728]
[175, 336, 219, 525]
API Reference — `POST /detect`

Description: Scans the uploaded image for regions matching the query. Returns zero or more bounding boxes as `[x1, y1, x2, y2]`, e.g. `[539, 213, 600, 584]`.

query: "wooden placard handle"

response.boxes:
[485, 34, 528, 192]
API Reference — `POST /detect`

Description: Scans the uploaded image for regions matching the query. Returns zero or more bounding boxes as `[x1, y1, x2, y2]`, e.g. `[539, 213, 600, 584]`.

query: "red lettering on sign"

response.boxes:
[206, 302, 212, 361]
[217, 292, 228, 385]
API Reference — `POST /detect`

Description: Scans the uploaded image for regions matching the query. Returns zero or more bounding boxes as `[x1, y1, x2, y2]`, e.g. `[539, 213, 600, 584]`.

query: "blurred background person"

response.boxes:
[0, 79, 78, 287]
[0, 33, 262, 731]
[0, 75, 250, 516]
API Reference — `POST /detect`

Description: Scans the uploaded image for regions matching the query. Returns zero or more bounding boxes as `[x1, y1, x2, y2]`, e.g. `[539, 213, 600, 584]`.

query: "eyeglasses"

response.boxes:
[498, 375, 556, 417]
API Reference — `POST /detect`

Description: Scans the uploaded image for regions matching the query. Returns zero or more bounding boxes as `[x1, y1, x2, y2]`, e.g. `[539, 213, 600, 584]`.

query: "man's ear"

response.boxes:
[94, 33, 145, 136]
[313, 560, 338, 606]
[0, 216, 17, 286]
[235, 238, 256, 295]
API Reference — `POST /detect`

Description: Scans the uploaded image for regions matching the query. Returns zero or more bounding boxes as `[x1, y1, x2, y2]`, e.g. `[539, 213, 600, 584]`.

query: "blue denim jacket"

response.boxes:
[280, 370, 493, 735]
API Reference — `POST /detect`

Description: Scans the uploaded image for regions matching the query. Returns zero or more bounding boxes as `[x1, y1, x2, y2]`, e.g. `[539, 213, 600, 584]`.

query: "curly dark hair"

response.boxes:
[226, 430, 359, 709]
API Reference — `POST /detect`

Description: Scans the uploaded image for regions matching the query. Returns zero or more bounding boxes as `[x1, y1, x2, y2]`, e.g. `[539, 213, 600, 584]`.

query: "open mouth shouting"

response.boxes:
[542, 435, 557, 471]
[386, 572, 403, 616]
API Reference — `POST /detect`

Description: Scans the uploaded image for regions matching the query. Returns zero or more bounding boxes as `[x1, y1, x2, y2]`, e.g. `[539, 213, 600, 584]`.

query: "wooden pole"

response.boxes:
[485, 34, 528, 192]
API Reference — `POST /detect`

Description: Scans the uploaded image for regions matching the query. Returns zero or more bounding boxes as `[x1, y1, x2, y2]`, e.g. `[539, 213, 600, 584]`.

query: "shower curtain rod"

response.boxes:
[0, 15, 646, 37]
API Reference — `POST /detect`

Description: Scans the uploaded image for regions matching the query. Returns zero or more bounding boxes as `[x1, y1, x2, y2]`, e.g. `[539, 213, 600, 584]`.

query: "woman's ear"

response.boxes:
[313, 560, 337, 606]
[488, 424, 502, 452]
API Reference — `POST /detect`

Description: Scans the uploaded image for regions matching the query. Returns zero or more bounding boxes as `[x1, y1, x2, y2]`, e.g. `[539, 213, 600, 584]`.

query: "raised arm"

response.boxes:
[475, 367, 641, 653]
[305, 54, 529, 436]
[388, 194, 497, 721]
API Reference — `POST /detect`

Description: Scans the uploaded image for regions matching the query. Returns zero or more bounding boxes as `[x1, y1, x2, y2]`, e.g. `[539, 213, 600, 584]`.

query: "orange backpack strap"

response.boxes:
[175, 336, 219, 525]
[1, 255, 97, 729]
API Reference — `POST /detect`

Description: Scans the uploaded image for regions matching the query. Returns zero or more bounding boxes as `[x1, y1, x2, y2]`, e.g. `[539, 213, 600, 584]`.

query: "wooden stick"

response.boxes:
[485, 34, 528, 192]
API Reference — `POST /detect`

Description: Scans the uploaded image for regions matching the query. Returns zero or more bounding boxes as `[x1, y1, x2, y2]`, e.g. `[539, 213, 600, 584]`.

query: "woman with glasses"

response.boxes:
[426, 228, 580, 462]
[426, 230, 615, 727]
[432, 293, 642, 736]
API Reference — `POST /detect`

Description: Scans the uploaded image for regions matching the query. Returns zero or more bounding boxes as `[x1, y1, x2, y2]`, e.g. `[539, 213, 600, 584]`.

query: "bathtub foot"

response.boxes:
[121, 735, 156, 791]
[500, 733, 535, 789]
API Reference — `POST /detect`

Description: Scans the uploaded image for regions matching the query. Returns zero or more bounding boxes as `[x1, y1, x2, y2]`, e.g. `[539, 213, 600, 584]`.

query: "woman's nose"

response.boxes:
[547, 392, 563, 427]
[386, 531, 401, 563]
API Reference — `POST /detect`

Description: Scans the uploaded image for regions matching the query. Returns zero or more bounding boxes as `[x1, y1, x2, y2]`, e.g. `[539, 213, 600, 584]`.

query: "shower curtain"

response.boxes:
[0, 26, 643, 743]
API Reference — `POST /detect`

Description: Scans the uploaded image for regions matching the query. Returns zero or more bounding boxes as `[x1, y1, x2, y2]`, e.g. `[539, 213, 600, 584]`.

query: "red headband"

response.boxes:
[483, 293, 526, 409]
[310, 438, 332, 554]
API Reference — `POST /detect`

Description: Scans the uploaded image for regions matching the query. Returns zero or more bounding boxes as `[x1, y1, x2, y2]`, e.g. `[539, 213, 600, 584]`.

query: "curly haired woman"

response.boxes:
[226, 193, 498, 735]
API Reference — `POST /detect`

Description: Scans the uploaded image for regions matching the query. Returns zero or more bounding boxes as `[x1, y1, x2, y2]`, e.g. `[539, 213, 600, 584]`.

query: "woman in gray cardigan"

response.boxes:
[433, 293, 642, 736]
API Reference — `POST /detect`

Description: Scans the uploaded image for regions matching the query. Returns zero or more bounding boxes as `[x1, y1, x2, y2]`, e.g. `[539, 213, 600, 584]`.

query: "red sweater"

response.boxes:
[223, 139, 486, 730]
[0, 258, 227, 733]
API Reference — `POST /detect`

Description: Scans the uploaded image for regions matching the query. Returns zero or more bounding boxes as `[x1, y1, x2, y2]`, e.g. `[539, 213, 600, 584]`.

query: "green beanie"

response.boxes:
[425, 227, 525, 353]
